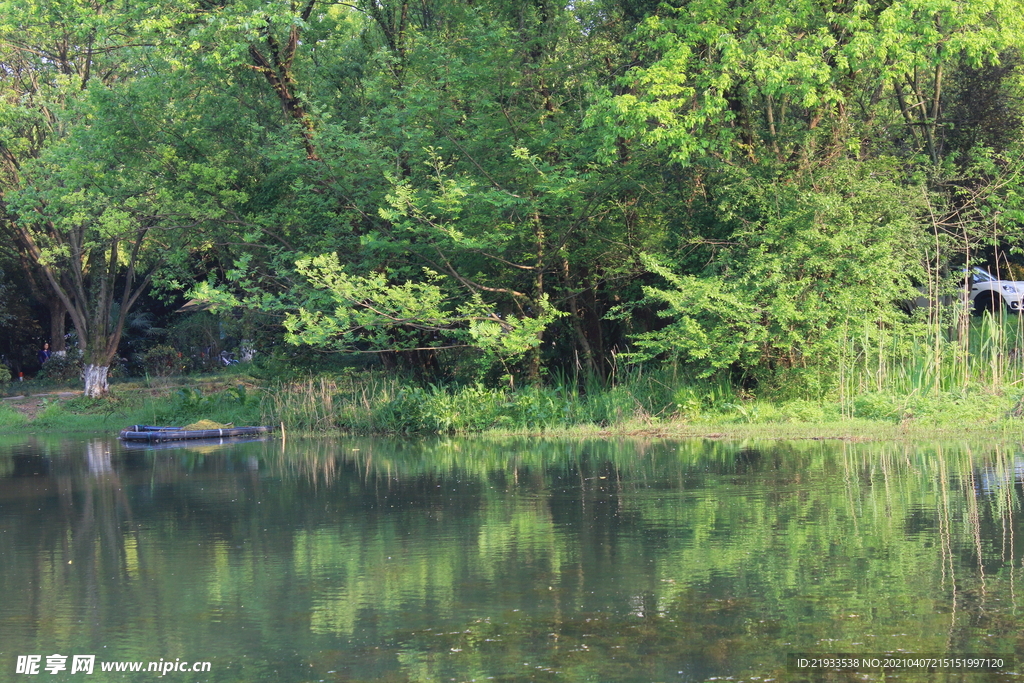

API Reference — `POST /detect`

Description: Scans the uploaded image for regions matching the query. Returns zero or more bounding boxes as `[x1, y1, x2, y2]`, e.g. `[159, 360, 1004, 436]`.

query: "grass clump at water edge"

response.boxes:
[256, 367, 1024, 438]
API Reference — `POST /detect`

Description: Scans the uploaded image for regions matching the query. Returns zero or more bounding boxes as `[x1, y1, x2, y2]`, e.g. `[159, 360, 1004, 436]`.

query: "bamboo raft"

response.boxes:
[119, 424, 273, 442]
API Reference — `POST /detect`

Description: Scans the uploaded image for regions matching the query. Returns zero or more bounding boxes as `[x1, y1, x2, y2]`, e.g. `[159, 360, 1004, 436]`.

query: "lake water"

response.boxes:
[0, 434, 1021, 682]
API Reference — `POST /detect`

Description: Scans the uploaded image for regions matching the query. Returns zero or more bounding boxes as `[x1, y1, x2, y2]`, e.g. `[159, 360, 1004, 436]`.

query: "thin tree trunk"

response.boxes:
[248, 1, 320, 159]
[527, 208, 546, 383]
[563, 257, 595, 377]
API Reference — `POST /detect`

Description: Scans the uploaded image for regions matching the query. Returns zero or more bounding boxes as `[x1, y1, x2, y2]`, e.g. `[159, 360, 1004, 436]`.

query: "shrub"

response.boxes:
[36, 353, 83, 383]
[852, 393, 902, 421]
[145, 384, 262, 426]
[672, 380, 739, 420]
[0, 365, 10, 383]
[372, 386, 430, 432]
[364, 383, 575, 433]
[142, 344, 187, 376]
[507, 386, 572, 429]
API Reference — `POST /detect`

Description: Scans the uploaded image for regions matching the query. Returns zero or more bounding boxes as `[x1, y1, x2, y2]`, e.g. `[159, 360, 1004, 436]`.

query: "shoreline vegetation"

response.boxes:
[6, 327, 1024, 440]
[3, 399, 1022, 443]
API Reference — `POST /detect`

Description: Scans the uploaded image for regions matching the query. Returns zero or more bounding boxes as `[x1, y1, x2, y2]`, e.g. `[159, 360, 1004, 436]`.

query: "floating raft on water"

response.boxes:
[120, 435, 270, 450]
[119, 424, 273, 442]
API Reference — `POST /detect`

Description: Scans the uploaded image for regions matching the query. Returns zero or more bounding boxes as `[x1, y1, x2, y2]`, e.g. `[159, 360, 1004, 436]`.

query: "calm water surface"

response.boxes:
[1, 434, 1022, 682]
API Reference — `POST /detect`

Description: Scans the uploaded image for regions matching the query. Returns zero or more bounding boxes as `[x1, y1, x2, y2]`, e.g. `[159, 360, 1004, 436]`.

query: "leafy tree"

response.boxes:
[582, 0, 1024, 387]
[0, 0, 204, 395]
[590, 0, 1024, 166]
[4, 0, 1024, 396]
[8, 66, 247, 396]
[181, 0, 665, 383]
[627, 160, 925, 392]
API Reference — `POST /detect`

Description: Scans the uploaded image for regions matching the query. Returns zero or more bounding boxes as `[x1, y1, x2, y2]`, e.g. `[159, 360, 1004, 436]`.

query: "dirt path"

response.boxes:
[1, 375, 255, 423]
[2, 390, 82, 420]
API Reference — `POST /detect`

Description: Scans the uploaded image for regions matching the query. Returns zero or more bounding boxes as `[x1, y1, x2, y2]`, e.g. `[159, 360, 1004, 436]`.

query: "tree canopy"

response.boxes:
[3, 0, 1024, 395]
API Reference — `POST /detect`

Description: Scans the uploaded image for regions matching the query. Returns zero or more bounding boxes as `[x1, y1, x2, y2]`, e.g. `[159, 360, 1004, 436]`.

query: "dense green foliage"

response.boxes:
[2, 0, 1024, 407]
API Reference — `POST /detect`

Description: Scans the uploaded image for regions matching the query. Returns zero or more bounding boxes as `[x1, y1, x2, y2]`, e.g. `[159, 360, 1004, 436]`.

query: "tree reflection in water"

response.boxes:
[0, 435, 1022, 682]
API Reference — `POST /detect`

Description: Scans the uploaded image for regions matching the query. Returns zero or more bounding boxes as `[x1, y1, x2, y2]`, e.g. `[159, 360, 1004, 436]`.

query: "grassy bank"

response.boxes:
[260, 371, 1024, 438]
[4, 368, 1024, 442]
[5, 313, 1024, 440]
[0, 373, 265, 434]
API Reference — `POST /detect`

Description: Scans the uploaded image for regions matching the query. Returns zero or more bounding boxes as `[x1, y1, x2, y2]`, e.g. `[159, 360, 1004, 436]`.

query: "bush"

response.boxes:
[672, 380, 739, 420]
[507, 386, 573, 429]
[371, 386, 430, 432]
[36, 353, 83, 383]
[142, 344, 188, 376]
[0, 365, 10, 383]
[852, 393, 902, 421]
[365, 383, 575, 433]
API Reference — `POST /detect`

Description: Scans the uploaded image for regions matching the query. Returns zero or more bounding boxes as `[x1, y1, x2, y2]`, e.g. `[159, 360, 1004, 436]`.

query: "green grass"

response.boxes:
[1, 379, 265, 433]
[7, 313, 1024, 439]
[839, 312, 1024, 398]
[5, 377, 1024, 440]
[250, 369, 1024, 438]
[0, 403, 28, 429]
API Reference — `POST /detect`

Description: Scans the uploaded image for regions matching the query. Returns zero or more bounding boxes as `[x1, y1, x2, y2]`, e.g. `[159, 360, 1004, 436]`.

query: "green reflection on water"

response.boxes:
[0, 435, 1022, 682]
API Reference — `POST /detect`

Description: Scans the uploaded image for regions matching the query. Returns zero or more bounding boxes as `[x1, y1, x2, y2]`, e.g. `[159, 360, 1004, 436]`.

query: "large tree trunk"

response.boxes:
[83, 364, 110, 398]
[80, 326, 120, 397]
[12, 249, 69, 355]
[80, 309, 121, 398]
[47, 295, 67, 355]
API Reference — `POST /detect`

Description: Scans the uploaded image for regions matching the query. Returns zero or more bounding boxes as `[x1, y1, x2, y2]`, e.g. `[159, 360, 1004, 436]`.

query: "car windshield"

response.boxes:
[971, 267, 996, 283]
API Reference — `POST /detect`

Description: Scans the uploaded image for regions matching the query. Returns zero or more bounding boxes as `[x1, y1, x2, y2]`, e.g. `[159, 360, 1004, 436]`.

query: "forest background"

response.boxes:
[3, 0, 1024, 433]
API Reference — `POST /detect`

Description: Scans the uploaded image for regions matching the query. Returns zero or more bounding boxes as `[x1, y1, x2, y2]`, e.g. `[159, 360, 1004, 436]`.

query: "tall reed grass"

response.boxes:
[255, 308, 1024, 434]
[259, 368, 686, 434]
[840, 311, 1024, 399]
